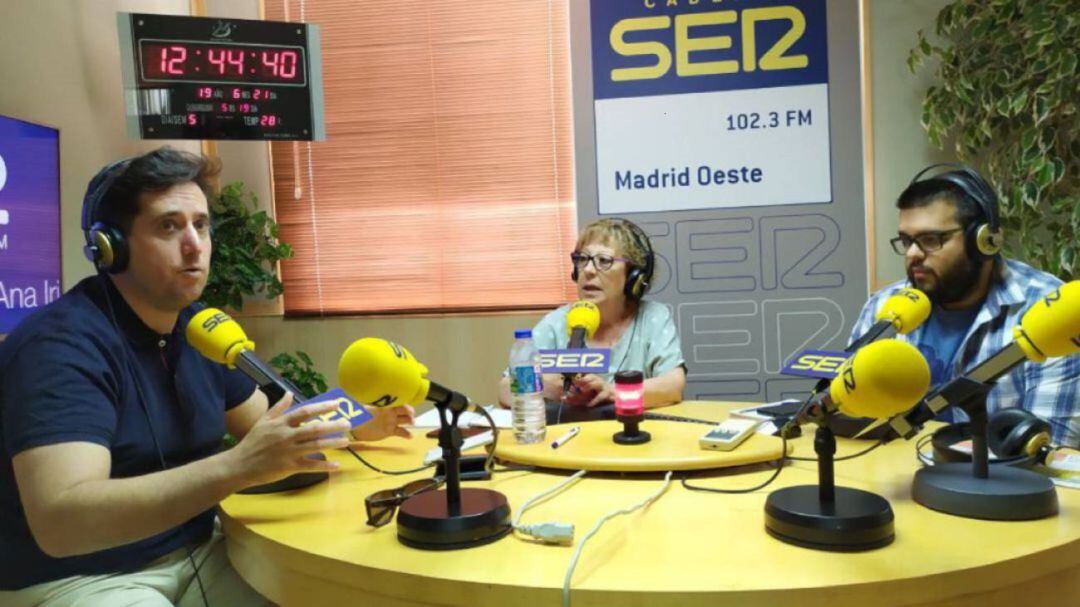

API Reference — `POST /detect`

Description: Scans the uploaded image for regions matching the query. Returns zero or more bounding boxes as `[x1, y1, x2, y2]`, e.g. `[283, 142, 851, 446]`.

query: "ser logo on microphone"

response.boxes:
[388, 341, 406, 359]
[897, 288, 923, 303]
[1042, 289, 1061, 308]
[200, 311, 231, 332]
[1037, 289, 1080, 347]
[842, 364, 856, 393]
[369, 394, 397, 408]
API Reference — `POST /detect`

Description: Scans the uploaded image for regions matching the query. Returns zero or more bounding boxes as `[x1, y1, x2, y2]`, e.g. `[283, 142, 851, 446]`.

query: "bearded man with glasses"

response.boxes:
[850, 165, 1079, 447]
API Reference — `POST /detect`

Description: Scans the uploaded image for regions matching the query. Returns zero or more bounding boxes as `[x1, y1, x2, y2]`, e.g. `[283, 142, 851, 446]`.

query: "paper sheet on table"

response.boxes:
[411, 405, 513, 429]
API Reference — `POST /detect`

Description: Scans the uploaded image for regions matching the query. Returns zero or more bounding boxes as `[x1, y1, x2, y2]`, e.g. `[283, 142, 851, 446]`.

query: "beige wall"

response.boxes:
[0, 0, 201, 289]
[1, 0, 955, 403]
[867, 0, 953, 288]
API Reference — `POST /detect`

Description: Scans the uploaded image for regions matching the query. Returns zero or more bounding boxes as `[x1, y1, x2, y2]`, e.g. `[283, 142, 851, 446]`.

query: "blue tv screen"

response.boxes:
[0, 114, 61, 335]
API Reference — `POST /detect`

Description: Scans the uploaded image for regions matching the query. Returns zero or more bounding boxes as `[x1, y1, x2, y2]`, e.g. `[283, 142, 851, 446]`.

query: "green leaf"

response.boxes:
[1022, 181, 1040, 208]
[1060, 247, 1075, 274]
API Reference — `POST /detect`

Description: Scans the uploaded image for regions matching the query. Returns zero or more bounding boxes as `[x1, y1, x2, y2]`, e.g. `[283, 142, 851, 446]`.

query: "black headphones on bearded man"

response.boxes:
[908, 163, 1005, 262]
[571, 218, 655, 300]
[81, 158, 134, 274]
[932, 407, 1057, 466]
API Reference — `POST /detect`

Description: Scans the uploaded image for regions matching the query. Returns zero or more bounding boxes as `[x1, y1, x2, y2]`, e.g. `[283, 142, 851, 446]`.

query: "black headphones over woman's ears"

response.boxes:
[908, 163, 1005, 262]
[571, 218, 656, 300]
[81, 158, 133, 274]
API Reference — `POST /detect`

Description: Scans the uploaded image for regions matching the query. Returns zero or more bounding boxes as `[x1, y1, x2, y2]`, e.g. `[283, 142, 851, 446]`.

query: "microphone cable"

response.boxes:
[680, 433, 789, 494]
[915, 433, 935, 467]
[101, 277, 210, 607]
[346, 401, 501, 476]
[563, 471, 674, 607]
[511, 470, 587, 545]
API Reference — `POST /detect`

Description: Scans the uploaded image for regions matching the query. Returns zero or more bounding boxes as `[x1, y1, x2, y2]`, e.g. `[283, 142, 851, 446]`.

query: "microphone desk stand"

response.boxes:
[911, 377, 1057, 520]
[396, 389, 512, 549]
[764, 414, 895, 551]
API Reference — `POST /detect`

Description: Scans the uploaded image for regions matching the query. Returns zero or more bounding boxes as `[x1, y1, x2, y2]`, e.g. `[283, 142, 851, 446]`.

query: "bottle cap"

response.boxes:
[614, 370, 643, 385]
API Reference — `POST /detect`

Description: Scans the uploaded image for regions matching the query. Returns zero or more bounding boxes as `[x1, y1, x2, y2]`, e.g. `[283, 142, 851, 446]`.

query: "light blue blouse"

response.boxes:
[530, 300, 686, 382]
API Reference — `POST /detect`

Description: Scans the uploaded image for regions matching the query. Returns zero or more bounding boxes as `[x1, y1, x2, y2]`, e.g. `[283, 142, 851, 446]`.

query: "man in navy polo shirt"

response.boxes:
[0, 148, 413, 605]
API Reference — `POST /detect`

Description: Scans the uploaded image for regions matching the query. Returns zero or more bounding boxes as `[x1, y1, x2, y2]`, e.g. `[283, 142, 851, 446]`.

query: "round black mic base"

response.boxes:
[238, 453, 329, 494]
[912, 463, 1058, 520]
[613, 429, 651, 445]
[765, 485, 894, 552]
[397, 488, 512, 550]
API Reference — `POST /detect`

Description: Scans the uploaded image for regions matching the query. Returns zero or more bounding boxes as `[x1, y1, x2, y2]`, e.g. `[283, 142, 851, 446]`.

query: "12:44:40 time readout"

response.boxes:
[726, 109, 813, 131]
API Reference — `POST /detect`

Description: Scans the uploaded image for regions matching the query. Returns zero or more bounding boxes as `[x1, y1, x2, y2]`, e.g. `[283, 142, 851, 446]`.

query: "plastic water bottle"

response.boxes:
[508, 329, 547, 444]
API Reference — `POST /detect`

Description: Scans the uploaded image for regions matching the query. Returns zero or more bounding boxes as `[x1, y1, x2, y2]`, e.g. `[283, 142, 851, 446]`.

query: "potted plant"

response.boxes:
[202, 181, 328, 395]
[909, 0, 1078, 279]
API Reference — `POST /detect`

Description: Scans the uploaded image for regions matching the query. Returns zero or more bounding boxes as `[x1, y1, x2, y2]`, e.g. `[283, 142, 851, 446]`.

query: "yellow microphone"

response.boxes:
[566, 301, 601, 345]
[848, 288, 930, 351]
[338, 337, 466, 410]
[1014, 281, 1080, 362]
[187, 307, 294, 403]
[885, 281, 1080, 440]
[564, 300, 601, 391]
[799, 339, 930, 424]
[878, 287, 931, 333]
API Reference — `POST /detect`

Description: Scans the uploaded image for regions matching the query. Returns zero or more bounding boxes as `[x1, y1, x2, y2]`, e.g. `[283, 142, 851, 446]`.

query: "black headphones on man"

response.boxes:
[932, 408, 1054, 465]
[908, 163, 1004, 262]
[571, 218, 655, 300]
[81, 158, 134, 274]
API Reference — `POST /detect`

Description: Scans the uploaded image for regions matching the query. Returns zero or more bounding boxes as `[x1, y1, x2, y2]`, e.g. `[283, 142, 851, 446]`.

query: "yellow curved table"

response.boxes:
[218, 402, 1080, 607]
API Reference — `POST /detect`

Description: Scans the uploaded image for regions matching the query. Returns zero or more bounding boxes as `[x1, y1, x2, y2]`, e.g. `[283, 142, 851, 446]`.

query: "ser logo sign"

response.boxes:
[539, 348, 613, 374]
[780, 349, 851, 380]
[285, 388, 373, 437]
[608, 5, 810, 81]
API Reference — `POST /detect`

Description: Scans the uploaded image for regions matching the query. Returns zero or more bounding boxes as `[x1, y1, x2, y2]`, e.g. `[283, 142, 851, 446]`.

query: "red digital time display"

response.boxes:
[139, 40, 306, 86]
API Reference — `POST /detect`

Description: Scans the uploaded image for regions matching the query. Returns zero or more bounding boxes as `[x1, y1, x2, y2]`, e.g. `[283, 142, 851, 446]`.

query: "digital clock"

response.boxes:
[139, 40, 306, 86]
[118, 13, 325, 141]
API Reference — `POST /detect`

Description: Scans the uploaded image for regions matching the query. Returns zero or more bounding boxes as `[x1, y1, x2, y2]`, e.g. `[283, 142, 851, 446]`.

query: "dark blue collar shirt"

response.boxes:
[0, 274, 255, 589]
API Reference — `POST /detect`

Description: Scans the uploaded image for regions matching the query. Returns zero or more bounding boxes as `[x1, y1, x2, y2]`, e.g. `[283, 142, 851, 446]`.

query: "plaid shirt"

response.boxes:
[850, 258, 1080, 447]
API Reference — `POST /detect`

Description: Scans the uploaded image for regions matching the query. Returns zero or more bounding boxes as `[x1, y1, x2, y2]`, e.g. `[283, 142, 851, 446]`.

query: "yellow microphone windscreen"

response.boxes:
[1015, 281, 1080, 361]
[186, 308, 253, 367]
[566, 300, 601, 338]
[338, 338, 430, 407]
[876, 288, 930, 334]
[829, 339, 930, 419]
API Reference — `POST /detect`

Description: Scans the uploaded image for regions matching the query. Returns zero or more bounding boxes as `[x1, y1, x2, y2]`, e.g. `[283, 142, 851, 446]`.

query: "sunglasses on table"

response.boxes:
[364, 476, 445, 527]
[889, 228, 964, 255]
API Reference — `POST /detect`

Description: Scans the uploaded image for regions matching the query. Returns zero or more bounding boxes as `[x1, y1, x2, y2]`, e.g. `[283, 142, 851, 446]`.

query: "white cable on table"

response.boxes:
[562, 471, 674, 607]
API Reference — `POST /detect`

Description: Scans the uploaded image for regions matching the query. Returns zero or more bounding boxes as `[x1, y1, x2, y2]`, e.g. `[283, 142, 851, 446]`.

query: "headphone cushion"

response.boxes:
[974, 223, 1003, 257]
[89, 222, 129, 274]
[988, 408, 1049, 457]
[624, 266, 643, 300]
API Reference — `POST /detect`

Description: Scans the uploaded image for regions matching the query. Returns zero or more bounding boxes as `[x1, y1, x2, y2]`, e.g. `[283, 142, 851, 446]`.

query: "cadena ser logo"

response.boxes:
[1042, 288, 1061, 308]
[201, 311, 231, 332]
[897, 288, 923, 303]
[285, 388, 374, 436]
[781, 349, 851, 380]
[841, 363, 856, 393]
[591, 0, 828, 100]
[539, 348, 613, 374]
